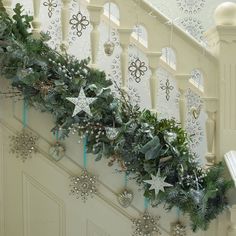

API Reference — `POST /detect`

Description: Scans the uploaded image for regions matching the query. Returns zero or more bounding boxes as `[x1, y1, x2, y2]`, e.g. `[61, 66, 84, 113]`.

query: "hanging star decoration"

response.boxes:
[171, 222, 186, 236]
[128, 58, 148, 83]
[69, 11, 89, 37]
[144, 169, 173, 196]
[43, 0, 57, 18]
[70, 169, 97, 202]
[66, 88, 96, 117]
[132, 211, 161, 236]
[10, 129, 38, 162]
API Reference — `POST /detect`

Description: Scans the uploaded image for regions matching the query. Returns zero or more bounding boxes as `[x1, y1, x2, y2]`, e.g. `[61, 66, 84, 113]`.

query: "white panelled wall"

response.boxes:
[1, 0, 236, 236]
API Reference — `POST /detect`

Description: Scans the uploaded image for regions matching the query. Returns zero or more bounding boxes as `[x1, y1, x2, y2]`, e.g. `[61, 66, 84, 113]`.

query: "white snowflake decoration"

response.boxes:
[132, 211, 161, 236]
[10, 129, 38, 162]
[70, 169, 97, 202]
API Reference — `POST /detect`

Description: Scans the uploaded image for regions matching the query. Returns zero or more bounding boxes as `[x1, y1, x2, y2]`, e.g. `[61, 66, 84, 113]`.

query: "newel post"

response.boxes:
[146, 52, 162, 113]
[205, 2, 236, 158]
[175, 74, 189, 128]
[87, 5, 103, 68]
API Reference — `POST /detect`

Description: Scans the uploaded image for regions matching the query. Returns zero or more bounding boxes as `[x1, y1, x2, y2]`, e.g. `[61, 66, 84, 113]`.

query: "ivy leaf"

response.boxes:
[140, 136, 162, 160]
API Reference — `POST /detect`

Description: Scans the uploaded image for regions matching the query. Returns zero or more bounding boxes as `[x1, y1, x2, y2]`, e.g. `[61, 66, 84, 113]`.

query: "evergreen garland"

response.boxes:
[0, 4, 233, 232]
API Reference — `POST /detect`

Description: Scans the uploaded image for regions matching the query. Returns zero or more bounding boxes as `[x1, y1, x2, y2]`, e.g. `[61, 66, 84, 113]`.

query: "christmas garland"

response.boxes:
[0, 4, 233, 232]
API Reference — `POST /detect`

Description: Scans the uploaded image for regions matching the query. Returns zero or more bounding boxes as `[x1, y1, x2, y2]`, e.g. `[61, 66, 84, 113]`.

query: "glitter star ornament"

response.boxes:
[144, 169, 173, 196]
[70, 169, 97, 202]
[10, 129, 38, 162]
[132, 211, 161, 236]
[171, 222, 186, 236]
[66, 88, 96, 117]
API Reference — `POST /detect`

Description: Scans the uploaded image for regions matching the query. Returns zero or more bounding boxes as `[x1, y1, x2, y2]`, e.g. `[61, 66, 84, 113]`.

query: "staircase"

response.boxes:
[1, 0, 236, 235]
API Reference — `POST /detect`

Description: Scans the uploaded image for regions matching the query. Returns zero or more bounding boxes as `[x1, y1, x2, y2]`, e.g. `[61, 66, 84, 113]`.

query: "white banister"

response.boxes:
[87, 5, 103, 68]
[204, 98, 217, 166]
[176, 74, 189, 128]
[228, 206, 236, 236]
[147, 52, 162, 113]
[60, 0, 72, 52]
[32, 0, 41, 37]
[117, 28, 133, 90]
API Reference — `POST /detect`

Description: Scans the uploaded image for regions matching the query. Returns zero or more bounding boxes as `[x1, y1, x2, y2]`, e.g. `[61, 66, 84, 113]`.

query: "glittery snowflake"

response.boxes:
[10, 129, 38, 162]
[176, 0, 205, 14]
[132, 211, 161, 236]
[70, 169, 97, 202]
[171, 222, 186, 236]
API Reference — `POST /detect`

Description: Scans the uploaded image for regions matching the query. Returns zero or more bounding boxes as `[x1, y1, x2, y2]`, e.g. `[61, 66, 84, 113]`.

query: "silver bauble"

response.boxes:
[117, 189, 134, 208]
[105, 127, 119, 140]
[49, 142, 65, 161]
[104, 41, 115, 56]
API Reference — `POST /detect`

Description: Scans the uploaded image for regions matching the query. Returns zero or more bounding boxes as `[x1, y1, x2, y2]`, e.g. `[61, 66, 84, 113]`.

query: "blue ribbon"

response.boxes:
[177, 207, 180, 219]
[55, 129, 59, 141]
[22, 99, 28, 128]
[124, 172, 128, 188]
[144, 197, 149, 209]
[83, 136, 87, 169]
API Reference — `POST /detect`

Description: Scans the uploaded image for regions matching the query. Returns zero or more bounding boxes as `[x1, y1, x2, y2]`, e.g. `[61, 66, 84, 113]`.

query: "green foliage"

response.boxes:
[0, 5, 233, 232]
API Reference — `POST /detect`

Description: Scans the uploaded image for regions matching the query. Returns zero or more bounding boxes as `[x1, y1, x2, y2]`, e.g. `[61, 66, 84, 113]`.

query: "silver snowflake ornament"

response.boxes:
[144, 169, 173, 196]
[70, 169, 97, 202]
[132, 211, 161, 236]
[171, 222, 186, 236]
[69, 11, 89, 37]
[66, 88, 96, 117]
[43, 0, 57, 18]
[128, 58, 148, 83]
[10, 129, 38, 162]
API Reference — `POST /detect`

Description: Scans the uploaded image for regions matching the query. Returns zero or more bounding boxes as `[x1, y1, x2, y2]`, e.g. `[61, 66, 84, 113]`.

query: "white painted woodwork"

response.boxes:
[228, 206, 236, 236]
[117, 28, 133, 90]
[147, 52, 162, 113]
[60, 0, 72, 52]
[175, 74, 189, 128]
[32, 0, 42, 37]
[225, 151, 236, 187]
[87, 5, 103, 67]
[204, 98, 218, 166]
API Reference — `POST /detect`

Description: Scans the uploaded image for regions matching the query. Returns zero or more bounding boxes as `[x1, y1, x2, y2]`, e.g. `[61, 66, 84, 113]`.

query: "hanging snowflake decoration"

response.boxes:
[10, 129, 38, 162]
[161, 78, 174, 101]
[70, 169, 97, 202]
[171, 222, 186, 236]
[132, 211, 161, 236]
[128, 58, 148, 83]
[176, 0, 205, 14]
[69, 11, 89, 37]
[43, 0, 58, 18]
